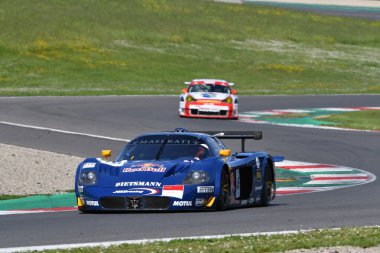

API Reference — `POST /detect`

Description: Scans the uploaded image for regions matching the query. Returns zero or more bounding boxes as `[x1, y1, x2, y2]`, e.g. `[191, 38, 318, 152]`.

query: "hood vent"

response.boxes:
[164, 163, 191, 177]
[99, 164, 120, 177]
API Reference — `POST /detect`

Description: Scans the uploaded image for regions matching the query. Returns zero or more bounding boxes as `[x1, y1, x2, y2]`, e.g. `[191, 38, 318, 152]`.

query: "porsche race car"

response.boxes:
[75, 129, 281, 212]
[179, 79, 238, 119]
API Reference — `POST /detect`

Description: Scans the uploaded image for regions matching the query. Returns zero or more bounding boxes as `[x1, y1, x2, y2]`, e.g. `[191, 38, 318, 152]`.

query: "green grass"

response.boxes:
[37, 227, 380, 253]
[0, 195, 25, 201]
[323, 110, 380, 131]
[1, 0, 380, 96]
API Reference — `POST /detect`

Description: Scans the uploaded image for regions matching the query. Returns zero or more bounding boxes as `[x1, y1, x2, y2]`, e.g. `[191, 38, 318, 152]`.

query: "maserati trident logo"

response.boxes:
[128, 197, 142, 210]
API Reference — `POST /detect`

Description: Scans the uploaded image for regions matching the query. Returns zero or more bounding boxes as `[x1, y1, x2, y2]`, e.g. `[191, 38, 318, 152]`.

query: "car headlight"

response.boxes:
[223, 97, 233, 104]
[79, 171, 97, 185]
[183, 170, 209, 184]
[186, 95, 195, 102]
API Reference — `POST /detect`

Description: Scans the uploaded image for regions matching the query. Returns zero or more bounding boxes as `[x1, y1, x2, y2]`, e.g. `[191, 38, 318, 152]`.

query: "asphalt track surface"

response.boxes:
[0, 95, 379, 248]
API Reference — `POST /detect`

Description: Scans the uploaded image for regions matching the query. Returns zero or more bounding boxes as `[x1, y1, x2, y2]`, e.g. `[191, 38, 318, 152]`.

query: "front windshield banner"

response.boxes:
[117, 135, 210, 162]
[189, 84, 230, 94]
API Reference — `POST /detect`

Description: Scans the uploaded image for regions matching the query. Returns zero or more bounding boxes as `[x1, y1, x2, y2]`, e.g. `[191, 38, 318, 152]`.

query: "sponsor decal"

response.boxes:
[197, 186, 214, 194]
[241, 200, 248, 205]
[166, 139, 200, 145]
[248, 198, 255, 204]
[83, 162, 96, 169]
[85, 200, 99, 206]
[257, 169, 262, 181]
[235, 169, 240, 198]
[122, 163, 166, 173]
[198, 106, 220, 112]
[256, 158, 262, 180]
[162, 185, 184, 199]
[201, 93, 217, 98]
[97, 159, 126, 167]
[255, 157, 260, 169]
[195, 198, 205, 206]
[113, 188, 159, 195]
[173, 201, 192, 207]
[229, 199, 240, 204]
[115, 181, 162, 187]
[132, 139, 200, 145]
[138, 139, 165, 144]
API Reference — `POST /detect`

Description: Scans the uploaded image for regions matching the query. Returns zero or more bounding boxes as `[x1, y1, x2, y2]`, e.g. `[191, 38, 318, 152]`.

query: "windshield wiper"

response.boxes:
[155, 138, 168, 160]
[198, 84, 209, 92]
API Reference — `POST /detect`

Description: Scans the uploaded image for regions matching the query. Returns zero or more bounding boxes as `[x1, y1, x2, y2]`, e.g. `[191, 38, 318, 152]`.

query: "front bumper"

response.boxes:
[77, 185, 217, 211]
[179, 103, 238, 119]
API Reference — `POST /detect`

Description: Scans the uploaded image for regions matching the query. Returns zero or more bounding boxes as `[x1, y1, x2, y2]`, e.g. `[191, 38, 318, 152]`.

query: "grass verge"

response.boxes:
[0, 0, 380, 96]
[38, 227, 380, 253]
[0, 190, 75, 201]
[0, 195, 25, 201]
[322, 110, 380, 131]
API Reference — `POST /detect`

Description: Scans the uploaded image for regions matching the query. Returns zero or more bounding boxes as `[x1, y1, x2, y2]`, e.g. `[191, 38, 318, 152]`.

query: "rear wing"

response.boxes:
[184, 80, 234, 86]
[170, 129, 262, 152]
[199, 131, 262, 152]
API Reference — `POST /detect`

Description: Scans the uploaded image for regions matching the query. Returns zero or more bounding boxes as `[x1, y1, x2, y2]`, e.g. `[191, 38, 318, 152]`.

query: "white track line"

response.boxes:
[0, 121, 130, 142]
[0, 209, 77, 216]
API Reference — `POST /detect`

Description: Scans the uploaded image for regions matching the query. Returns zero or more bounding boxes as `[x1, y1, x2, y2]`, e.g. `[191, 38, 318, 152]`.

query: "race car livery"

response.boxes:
[75, 129, 281, 212]
[179, 79, 238, 119]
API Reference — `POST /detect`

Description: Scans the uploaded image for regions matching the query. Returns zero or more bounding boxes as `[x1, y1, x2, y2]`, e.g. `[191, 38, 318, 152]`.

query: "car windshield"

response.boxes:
[116, 135, 211, 162]
[189, 84, 230, 94]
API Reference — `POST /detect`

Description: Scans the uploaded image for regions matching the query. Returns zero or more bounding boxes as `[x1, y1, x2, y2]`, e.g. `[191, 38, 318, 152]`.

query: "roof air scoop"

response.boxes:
[174, 128, 188, 132]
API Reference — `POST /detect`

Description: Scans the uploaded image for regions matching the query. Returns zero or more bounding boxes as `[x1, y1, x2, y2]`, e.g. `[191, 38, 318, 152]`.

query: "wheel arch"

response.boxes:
[215, 163, 231, 210]
[266, 157, 275, 184]
[222, 164, 231, 192]
[213, 162, 230, 196]
[265, 156, 276, 201]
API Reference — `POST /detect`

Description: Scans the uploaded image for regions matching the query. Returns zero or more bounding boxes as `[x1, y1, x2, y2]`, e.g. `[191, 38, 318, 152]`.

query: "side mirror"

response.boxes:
[101, 150, 111, 160]
[231, 89, 237, 95]
[219, 149, 231, 157]
[182, 88, 188, 93]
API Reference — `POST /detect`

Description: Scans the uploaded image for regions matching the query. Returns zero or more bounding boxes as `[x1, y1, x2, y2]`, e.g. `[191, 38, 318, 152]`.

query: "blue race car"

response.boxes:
[75, 129, 281, 212]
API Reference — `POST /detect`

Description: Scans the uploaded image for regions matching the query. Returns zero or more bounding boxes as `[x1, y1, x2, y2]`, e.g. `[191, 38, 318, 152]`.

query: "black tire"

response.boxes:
[259, 163, 274, 207]
[217, 168, 229, 211]
[78, 207, 89, 213]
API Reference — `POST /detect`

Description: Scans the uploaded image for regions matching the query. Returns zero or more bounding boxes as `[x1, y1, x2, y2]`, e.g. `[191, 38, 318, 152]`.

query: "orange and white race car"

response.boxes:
[179, 79, 238, 119]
